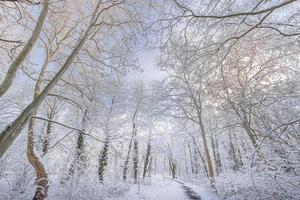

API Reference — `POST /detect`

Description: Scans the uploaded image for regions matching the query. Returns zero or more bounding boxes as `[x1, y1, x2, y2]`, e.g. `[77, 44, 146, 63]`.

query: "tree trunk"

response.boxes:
[183, 145, 189, 176]
[196, 105, 216, 192]
[27, 55, 49, 200]
[193, 142, 199, 176]
[133, 131, 139, 184]
[98, 136, 110, 182]
[211, 132, 222, 175]
[169, 158, 176, 179]
[98, 97, 115, 182]
[199, 122, 216, 191]
[27, 118, 49, 200]
[0, 0, 49, 98]
[228, 131, 242, 170]
[142, 137, 151, 179]
[42, 105, 56, 155]
[190, 135, 208, 177]
[122, 131, 133, 181]
[123, 95, 141, 181]
[62, 109, 87, 183]
[42, 118, 52, 155]
[186, 79, 216, 191]
[187, 142, 195, 175]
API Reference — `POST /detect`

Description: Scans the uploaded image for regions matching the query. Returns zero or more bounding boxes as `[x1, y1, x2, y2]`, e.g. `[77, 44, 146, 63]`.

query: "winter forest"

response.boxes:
[0, 0, 299, 199]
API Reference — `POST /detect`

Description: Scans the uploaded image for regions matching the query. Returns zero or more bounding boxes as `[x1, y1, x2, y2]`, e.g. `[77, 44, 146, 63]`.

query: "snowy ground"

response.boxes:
[115, 176, 216, 200]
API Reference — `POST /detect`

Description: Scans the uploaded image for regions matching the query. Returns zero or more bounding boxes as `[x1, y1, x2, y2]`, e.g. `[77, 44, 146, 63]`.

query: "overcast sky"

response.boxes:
[126, 48, 165, 83]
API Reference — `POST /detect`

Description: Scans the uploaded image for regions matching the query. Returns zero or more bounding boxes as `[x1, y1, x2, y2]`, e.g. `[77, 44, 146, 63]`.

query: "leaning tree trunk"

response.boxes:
[0, 0, 49, 98]
[27, 57, 49, 200]
[0, 2, 102, 158]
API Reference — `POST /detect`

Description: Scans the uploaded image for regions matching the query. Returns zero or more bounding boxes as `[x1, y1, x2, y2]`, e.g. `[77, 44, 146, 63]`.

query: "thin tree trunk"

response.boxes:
[193, 142, 199, 176]
[211, 132, 222, 175]
[98, 137, 110, 182]
[228, 131, 242, 170]
[133, 131, 139, 184]
[199, 120, 216, 191]
[98, 97, 115, 183]
[63, 109, 88, 183]
[185, 78, 216, 191]
[183, 145, 189, 176]
[123, 130, 134, 181]
[42, 105, 56, 155]
[123, 94, 141, 181]
[209, 119, 222, 175]
[169, 158, 176, 179]
[234, 133, 243, 168]
[148, 157, 152, 177]
[142, 136, 151, 179]
[187, 142, 195, 175]
[0, 0, 49, 98]
[42, 117, 52, 155]
[196, 102, 216, 192]
[190, 135, 208, 177]
[228, 131, 238, 170]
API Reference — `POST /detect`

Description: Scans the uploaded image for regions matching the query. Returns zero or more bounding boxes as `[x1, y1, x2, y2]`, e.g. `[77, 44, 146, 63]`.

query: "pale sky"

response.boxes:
[126, 48, 166, 83]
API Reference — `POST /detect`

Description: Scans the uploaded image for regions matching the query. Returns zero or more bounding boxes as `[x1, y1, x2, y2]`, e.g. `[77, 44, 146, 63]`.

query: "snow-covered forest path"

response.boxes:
[174, 179, 202, 200]
[118, 176, 204, 200]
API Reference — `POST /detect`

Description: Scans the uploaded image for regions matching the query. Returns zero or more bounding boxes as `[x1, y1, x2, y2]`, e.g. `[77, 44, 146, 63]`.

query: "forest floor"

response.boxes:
[115, 176, 215, 200]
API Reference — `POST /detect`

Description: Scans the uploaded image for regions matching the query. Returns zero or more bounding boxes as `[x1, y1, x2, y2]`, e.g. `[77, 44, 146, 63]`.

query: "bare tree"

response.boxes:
[0, 0, 131, 158]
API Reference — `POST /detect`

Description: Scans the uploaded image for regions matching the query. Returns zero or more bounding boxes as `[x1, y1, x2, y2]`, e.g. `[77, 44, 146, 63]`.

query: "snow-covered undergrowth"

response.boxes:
[216, 170, 300, 200]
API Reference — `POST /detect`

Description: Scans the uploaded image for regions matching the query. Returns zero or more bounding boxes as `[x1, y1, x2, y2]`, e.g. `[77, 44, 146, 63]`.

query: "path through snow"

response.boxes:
[174, 179, 202, 200]
[116, 176, 209, 200]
